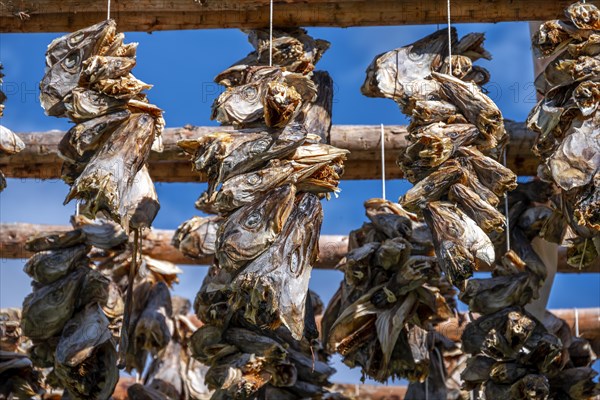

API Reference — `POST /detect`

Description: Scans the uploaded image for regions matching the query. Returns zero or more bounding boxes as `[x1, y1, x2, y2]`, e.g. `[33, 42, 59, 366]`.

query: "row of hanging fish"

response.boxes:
[39, 20, 163, 231]
[529, 1, 600, 268]
[175, 27, 347, 399]
[0, 63, 26, 191]
[126, 296, 212, 400]
[15, 215, 207, 400]
[362, 28, 517, 288]
[320, 199, 457, 383]
[459, 181, 599, 399]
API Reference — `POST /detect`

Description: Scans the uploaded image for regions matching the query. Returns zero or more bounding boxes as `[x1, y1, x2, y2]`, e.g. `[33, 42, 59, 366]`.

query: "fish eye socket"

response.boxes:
[245, 211, 262, 228]
[242, 85, 258, 100]
[448, 131, 458, 139]
[251, 139, 270, 154]
[48, 288, 64, 305]
[246, 174, 261, 185]
[69, 33, 85, 45]
[63, 53, 81, 71]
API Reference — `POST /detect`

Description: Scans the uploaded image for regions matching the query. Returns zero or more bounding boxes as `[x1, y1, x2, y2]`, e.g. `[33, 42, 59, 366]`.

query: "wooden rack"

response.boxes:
[1, 2, 599, 398]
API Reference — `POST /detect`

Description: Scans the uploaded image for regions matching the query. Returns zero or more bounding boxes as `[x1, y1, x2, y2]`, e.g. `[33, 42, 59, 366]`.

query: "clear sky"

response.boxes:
[1, 21, 599, 384]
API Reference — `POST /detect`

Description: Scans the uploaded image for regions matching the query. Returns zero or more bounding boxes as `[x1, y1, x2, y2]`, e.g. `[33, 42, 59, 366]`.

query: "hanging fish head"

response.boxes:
[216, 184, 296, 271]
[41, 20, 118, 116]
[21, 268, 86, 340]
[45, 20, 117, 68]
[361, 28, 454, 108]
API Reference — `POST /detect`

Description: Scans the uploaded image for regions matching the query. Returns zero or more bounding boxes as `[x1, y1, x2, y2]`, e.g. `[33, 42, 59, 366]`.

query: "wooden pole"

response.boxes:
[1, 222, 598, 273]
[0, 122, 539, 182]
[0, 0, 577, 33]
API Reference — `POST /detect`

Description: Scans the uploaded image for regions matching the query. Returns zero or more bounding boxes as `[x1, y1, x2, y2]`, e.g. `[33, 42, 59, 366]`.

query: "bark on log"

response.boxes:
[0, 122, 539, 182]
[0, 0, 576, 33]
[1, 222, 598, 273]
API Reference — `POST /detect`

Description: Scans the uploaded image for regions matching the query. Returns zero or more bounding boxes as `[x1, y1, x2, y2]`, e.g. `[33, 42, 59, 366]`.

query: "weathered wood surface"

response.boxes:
[1, 222, 598, 273]
[111, 376, 409, 400]
[0, 0, 578, 33]
[0, 122, 538, 182]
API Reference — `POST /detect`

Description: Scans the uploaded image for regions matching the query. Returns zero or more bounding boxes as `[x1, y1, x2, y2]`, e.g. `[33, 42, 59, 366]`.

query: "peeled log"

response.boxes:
[0, 223, 598, 273]
[0, 122, 539, 182]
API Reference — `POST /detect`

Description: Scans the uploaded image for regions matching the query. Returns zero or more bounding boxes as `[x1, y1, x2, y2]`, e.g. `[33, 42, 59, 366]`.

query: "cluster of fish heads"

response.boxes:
[175, 28, 348, 399]
[320, 198, 457, 384]
[529, 1, 600, 268]
[39, 20, 164, 231]
[361, 27, 517, 287]
[456, 179, 599, 399]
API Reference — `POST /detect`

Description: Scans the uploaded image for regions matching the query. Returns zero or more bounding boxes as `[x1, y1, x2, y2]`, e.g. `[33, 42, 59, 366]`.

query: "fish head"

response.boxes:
[46, 20, 117, 67]
[216, 184, 296, 270]
[21, 268, 85, 340]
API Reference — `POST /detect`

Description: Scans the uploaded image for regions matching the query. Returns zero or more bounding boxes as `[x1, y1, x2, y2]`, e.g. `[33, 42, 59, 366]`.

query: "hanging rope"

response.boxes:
[380, 123, 386, 200]
[107, 0, 111, 20]
[269, 0, 274, 66]
[117, 228, 141, 369]
[446, 0, 453, 76]
[575, 308, 580, 337]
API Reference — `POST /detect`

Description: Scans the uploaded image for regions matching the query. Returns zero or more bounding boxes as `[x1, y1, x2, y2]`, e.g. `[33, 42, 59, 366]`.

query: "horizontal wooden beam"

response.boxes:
[1, 223, 598, 273]
[0, 0, 577, 33]
[0, 122, 538, 182]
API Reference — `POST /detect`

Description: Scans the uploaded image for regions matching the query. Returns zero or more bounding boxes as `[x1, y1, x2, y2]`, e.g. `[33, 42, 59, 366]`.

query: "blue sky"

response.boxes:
[1, 21, 599, 384]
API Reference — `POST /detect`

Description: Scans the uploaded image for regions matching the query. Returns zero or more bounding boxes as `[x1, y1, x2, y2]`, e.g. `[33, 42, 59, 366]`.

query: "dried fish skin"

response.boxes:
[454, 32, 493, 62]
[575, 181, 600, 231]
[532, 20, 578, 58]
[45, 20, 116, 68]
[179, 125, 307, 194]
[247, 28, 330, 74]
[91, 75, 153, 100]
[232, 193, 323, 340]
[461, 355, 495, 388]
[547, 117, 600, 191]
[134, 282, 174, 355]
[54, 340, 118, 400]
[65, 113, 155, 226]
[361, 29, 451, 107]
[21, 268, 85, 340]
[440, 55, 473, 79]
[432, 72, 505, 148]
[549, 367, 600, 399]
[71, 215, 128, 249]
[216, 184, 296, 272]
[573, 81, 600, 116]
[41, 20, 118, 116]
[423, 202, 495, 285]
[118, 165, 160, 230]
[409, 100, 467, 128]
[23, 244, 88, 285]
[55, 303, 112, 367]
[0, 126, 25, 156]
[79, 55, 136, 86]
[566, 2, 600, 30]
[568, 34, 600, 57]
[127, 383, 170, 400]
[59, 110, 131, 163]
[202, 160, 322, 213]
[458, 146, 518, 196]
[263, 81, 303, 128]
[24, 229, 86, 252]
[448, 183, 506, 233]
[63, 88, 128, 122]
[400, 160, 464, 211]
[172, 215, 222, 258]
[460, 273, 535, 315]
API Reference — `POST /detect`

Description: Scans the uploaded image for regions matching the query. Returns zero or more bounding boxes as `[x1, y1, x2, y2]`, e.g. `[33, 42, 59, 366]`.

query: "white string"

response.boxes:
[447, 0, 453, 77]
[575, 308, 580, 337]
[107, 0, 111, 20]
[75, 201, 80, 216]
[503, 150, 511, 251]
[269, 0, 274, 67]
[380, 123, 386, 200]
